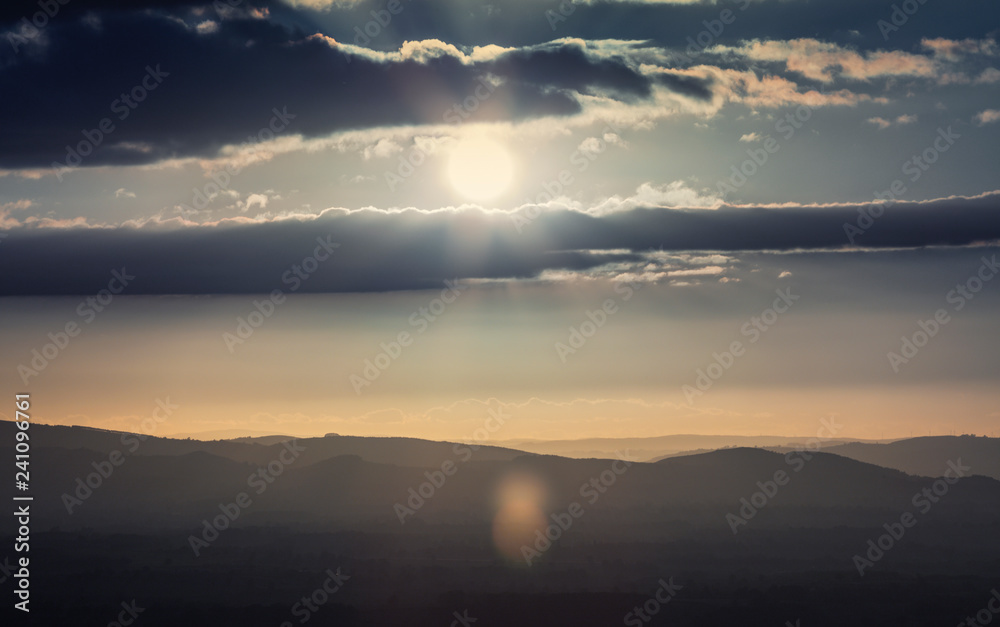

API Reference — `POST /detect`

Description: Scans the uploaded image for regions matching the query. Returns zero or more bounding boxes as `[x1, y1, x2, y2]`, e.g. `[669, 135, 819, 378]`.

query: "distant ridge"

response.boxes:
[779, 435, 1000, 480]
[494, 433, 885, 462]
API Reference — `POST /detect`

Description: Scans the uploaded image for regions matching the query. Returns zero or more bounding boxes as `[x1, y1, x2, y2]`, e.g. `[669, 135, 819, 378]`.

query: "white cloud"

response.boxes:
[363, 138, 404, 160]
[114, 188, 136, 199]
[589, 181, 722, 215]
[668, 265, 726, 277]
[603, 132, 627, 147]
[242, 193, 269, 212]
[739, 132, 762, 143]
[577, 132, 627, 155]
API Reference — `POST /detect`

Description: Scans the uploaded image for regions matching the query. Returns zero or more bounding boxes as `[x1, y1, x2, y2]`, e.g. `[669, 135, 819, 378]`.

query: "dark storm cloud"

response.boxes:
[0, 10, 661, 169]
[487, 43, 652, 99]
[0, 0, 207, 22]
[5, 0, 993, 171]
[2, 193, 999, 295]
[653, 71, 714, 100]
[301, 0, 997, 55]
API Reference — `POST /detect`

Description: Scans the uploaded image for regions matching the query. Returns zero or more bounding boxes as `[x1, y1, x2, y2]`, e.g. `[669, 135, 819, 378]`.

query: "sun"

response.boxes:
[446, 135, 515, 202]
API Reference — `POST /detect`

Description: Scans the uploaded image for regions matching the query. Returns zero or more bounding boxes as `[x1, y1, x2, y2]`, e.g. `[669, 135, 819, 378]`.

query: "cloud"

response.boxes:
[11, 0, 977, 175]
[739, 132, 762, 143]
[577, 131, 627, 155]
[867, 114, 916, 129]
[242, 193, 269, 212]
[362, 138, 404, 160]
[589, 181, 722, 214]
[921, 37, 998, 62]
[0, 16, 664, 170]
[716, 38, 937, 83]
[114, 188, 136, 199]
[284, 0, 364, 9]
[976, 68, 1000, 84]
[707, 67, 882, 109]
[3, 192, 1000, 295]
[0, 199, 33, 227]
[0, 199, 32, 212]
[195, 20, 218, 35]
[975, 110, 1000, 126]
[668, 265, 726, 277]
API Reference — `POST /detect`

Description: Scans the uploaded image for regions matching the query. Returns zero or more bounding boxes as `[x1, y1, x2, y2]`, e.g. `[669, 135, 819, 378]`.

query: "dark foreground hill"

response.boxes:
[2, 425, 998, 627]
[0, 421, 528, 467]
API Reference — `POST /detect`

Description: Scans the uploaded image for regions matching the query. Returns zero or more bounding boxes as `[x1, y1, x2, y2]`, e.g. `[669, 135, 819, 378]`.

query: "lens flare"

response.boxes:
[491, 471, 548, 565]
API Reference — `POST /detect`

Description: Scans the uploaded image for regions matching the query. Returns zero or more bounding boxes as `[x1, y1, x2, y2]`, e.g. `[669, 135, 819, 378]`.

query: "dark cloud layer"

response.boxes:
[2, 194, 998, 295]
[0, 12, 659, 169]
[265, 0, 997, 55]
[4, 0, 994, 170]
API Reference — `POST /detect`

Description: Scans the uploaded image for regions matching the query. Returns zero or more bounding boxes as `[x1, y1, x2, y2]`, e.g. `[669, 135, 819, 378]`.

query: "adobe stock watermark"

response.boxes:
[278, 568, 350, 627]
[852, 458, 971, 576]
[521, 450, 634, 566]
[0, 556, 15, 585]
[544, 0, 578, 30]
[955, 589, 1000, 627]
[6, 0, 71, 54]
[223, 235, 338, 353]
[394, 403, 510, 524]
[682, 287, 798, 404]
[510, 119, 623, 234]
[844, 126, 960, 244]
[105, 600, 145, 627]
[188, 440, 306, 556]
[887, 255, 998, 373]
[726, 415, 844, 534]
[623, 577, 683, 626]
[384, 76, 497, 191]
[877, 0, 932, 41]
[349, 279, 467, 394]
[554, 276, 642, 363]
[61, 397, 179, 514]
[714, 98, 822, 201]
[18, 267, 135, 385]
[51, 65, 169, 181]
[351, 0, 412, 47]
[182, 106, 296, 213]
[674, 0, 752, 61]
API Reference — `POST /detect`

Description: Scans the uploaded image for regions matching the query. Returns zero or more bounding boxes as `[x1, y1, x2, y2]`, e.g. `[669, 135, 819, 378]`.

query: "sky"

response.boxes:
[0, 0, 998, 440]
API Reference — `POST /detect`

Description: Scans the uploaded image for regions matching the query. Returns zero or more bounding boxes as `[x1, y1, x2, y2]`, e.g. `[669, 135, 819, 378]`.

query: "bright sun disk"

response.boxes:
[446, 136, 514, 202]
